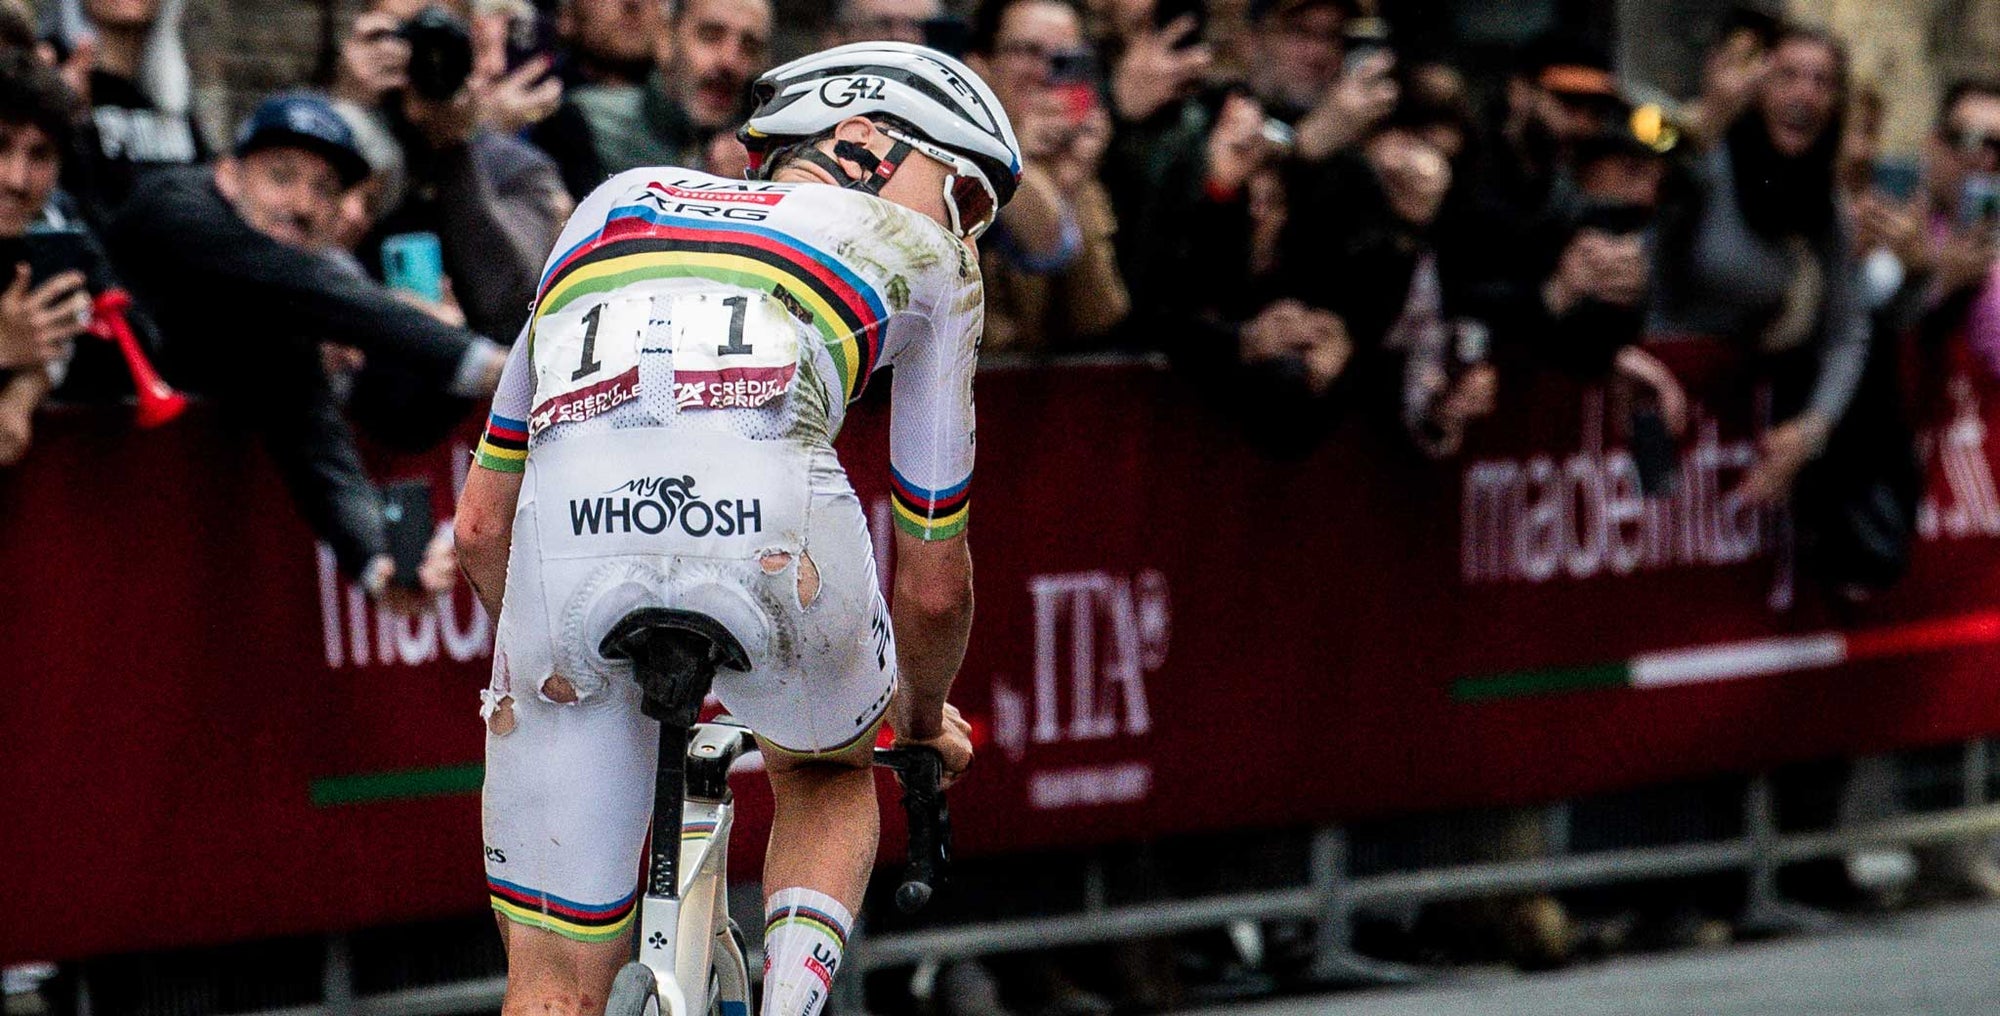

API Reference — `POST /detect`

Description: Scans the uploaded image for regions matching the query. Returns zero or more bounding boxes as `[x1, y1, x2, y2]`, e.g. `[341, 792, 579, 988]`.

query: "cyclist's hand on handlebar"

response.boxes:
[894, 701, 973, 788]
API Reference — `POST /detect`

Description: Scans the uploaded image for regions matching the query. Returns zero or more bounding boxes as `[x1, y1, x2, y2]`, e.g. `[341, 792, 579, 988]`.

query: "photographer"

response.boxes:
[1534, 125, 1690, 438]
[331, 2, 568, 348]
[963, 0, 1128, 353]
[107, 93, 490, 609]
[0, 49, 121, 465]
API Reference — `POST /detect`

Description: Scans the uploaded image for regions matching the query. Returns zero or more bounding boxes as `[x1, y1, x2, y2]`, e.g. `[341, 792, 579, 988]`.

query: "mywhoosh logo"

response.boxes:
[568, 475, 765, 539]
[818, 75, 886, 107]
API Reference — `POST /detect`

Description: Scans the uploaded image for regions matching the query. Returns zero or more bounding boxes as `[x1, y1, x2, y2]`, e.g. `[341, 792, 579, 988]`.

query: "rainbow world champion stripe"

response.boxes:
[474, 412, 529, 473]
[488, 875, 637, 942]
[533, 202, 890, 406]
[890, 466, 970, 541]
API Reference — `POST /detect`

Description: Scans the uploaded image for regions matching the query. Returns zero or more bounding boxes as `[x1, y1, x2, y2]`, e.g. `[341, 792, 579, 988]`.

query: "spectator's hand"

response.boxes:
[0, 370, 49, 467]
[1935, 221, 1997, 298]
[1205, 93, 1274, 195]
[367, 526, 459, 616]
[1015, 90, 1078, 165]
[1588, 232, 1649, 306]
[464, 9, 562, 136]
[1242, 300, 1351, 393]
[48, 37, 96, 107]
[1855, 192, 1929, 273]
[1364, 129, 1450, 226]
[1614, 345, 1690, 436]
[1736, 412, 1830, 505]
[1240, 298, 1313, 362]
[471, 56, 563, 135]
[1110, 16, 1211, 123]
[1691, 30, 1768, 146]
[322, 342, 366, 377]
[1546, 232, 1645, 313]
[333, 11, 411, 108]
[892, 700, 974, 788]
[1294, 49, 1398, 162]
[0, 266, 90, 370]
[1298, 307, 1352, 394]
[391, 277, 468, 328]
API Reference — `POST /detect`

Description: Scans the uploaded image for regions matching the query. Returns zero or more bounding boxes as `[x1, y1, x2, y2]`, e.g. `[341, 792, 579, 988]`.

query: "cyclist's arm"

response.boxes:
[455, 330, 532, 618]
[890, 531, 973, 739]
[884, 261, 982, 739]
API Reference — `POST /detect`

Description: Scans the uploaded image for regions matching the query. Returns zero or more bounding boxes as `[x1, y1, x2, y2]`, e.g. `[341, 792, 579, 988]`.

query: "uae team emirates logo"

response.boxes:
[567, 475, 765, 539]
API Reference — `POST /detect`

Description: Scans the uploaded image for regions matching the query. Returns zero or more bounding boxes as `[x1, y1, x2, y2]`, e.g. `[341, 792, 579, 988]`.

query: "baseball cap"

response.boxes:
[233, 93, 372, 188]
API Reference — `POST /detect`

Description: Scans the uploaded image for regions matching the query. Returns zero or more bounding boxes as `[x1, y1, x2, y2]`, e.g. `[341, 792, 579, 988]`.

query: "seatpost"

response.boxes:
[638, 641, 716, 902]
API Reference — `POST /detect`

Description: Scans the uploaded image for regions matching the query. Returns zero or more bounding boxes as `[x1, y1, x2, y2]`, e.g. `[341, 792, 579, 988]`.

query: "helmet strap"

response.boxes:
[787, 138, 915, 196]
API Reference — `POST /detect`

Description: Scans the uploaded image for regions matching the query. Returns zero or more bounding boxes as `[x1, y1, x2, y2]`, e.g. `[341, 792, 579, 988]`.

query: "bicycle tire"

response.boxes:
[606, 962, 661, 1016]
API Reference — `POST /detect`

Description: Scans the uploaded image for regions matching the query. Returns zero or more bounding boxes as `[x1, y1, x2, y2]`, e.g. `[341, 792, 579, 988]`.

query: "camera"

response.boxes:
[399, 5, 474, 102]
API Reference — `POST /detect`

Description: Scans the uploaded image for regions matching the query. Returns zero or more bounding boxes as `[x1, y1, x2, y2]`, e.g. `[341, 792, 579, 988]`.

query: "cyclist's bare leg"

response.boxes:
[495, 919, 630, 1016]
[758, 739, 879, 1016]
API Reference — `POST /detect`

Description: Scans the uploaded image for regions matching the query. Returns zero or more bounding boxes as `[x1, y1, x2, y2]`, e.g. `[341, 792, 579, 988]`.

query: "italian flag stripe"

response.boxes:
[1455, 610, 2000, 703]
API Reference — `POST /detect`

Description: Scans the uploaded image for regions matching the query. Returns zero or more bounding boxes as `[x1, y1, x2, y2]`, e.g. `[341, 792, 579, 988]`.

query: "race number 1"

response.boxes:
[669, 291, 799, 410]
[530, 294, 650, 435]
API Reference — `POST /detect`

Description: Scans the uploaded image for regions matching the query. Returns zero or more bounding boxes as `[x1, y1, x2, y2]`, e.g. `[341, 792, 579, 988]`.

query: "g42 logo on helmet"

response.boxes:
[819, 75, 888, 107]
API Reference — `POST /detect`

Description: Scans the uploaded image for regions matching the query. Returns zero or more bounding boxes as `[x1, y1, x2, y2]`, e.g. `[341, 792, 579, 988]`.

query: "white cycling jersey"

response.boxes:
[474, 167, 981, 540]
[474, 168, 983, 944]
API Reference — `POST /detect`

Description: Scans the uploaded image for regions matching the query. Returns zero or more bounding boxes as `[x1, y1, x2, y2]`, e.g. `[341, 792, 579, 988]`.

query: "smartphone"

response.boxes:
[1959, 173, 2000, 229]
[381, 232, 446, 303]
[1871, 158, 1921, 203]
[382, 478, 436, 590]
[1048, 50, 1098, 125]
[1631, 408, 1681, 497]
[25, 231, 97, 287]
[1152, 0, 1206, 48]
[503, 9, 557, 75]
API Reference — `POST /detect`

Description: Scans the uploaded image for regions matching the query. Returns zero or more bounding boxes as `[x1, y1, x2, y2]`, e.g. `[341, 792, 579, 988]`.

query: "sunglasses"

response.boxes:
[878, 126, 1000, 241]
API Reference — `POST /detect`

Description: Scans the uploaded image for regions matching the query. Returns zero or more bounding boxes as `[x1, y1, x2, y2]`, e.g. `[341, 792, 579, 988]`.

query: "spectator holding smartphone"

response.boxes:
[1919, 79, 2000, 378]
[0, 50, 91, 464]
[964, 0, 1129, 352]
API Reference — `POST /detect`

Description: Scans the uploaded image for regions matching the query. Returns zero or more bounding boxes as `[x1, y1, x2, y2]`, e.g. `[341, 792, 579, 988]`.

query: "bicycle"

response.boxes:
[597, 607, 952, 1016]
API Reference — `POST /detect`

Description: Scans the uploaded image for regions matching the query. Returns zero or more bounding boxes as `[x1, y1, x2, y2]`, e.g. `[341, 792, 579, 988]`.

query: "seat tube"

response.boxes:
[649, 722, 691, 900]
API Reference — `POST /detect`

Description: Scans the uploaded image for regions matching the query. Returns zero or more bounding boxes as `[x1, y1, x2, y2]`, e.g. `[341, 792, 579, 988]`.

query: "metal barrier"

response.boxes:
[49, 737, 1997, 1016]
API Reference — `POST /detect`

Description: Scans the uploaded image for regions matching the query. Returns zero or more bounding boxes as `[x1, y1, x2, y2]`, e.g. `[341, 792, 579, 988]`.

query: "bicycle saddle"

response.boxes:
[601, 608, 752, 727]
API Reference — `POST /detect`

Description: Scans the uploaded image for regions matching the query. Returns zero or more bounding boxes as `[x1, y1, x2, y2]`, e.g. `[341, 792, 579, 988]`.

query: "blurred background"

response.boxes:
[11, 0, 2000, 1013]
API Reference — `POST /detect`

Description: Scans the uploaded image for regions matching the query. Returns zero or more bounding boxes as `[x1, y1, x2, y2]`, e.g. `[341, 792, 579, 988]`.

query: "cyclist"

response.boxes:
[453, 42, 1018, 1016]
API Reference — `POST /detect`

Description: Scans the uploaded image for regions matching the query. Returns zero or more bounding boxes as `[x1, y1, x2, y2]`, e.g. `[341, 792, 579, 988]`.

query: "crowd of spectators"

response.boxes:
[7, 0, 2000, 996]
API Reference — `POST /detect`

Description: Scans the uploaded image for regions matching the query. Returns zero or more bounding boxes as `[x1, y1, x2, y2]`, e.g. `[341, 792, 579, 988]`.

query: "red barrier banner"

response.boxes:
[9, 350, 2000, 963]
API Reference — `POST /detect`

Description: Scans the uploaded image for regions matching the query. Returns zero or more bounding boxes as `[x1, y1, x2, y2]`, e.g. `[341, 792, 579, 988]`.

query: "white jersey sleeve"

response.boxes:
[884, 243, 982, 541]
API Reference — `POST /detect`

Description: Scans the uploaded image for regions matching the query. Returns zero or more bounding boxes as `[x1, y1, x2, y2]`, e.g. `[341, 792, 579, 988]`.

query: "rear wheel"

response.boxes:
[606, 962, 661, 1016]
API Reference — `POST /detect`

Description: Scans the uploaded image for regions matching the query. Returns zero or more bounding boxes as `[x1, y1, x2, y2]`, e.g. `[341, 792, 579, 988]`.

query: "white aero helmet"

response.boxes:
[739, 41, 1023, 213]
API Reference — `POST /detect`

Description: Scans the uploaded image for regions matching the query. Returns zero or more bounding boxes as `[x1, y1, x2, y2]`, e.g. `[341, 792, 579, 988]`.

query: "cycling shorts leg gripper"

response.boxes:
[760, 888, 852, 1016]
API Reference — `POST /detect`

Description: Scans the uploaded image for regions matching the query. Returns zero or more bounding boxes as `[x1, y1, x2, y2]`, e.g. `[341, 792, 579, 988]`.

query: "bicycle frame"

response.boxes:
[633, 721, 756, 1016]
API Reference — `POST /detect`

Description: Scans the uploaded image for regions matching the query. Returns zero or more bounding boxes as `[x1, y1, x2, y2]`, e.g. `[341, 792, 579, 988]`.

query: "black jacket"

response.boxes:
[106, 168, 482, 575]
